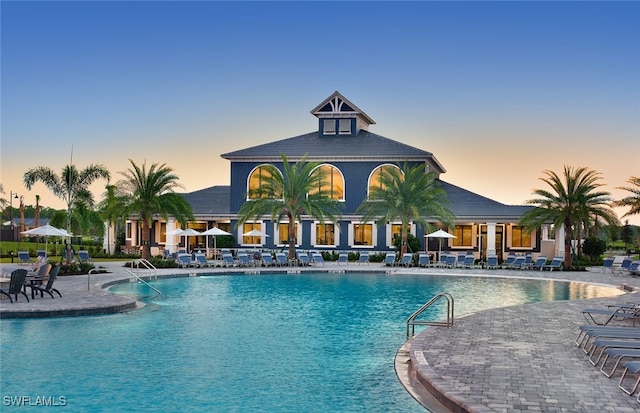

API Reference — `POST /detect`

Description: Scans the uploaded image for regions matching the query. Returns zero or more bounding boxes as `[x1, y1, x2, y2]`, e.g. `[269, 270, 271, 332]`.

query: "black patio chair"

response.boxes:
[30, 265, 62, 299]
[0, 269, 29, 303]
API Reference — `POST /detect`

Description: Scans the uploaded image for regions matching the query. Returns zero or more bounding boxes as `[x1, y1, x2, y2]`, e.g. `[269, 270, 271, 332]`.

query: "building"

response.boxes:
[115, 92, 562, 260]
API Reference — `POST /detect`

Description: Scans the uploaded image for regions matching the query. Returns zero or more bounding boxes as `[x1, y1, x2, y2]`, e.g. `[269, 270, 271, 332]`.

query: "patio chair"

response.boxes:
[17, 251, 31, 265]
[338, 252, 349, 265]
[501, 254, 516, 269]
[275, 253, 290, 267]
[383, 252, 396, 267]
[456, 253, 466, 268]
[36, 250, 47, 260]
[601, 257, 615, 273]
[357, 252, 369, 265]
[613, 258, 633, 276]
[462, 255, 476, 269]
[261, 253, 275, 267]
[618, 261, 640, 277]
[531, 256, 547, 271]
[542, 257, 563, 271]
[582, 303, 640, 326]
[618, 360, 640, 395]
[418, 253, 430, 267]
[29, 265, 62, 299]
[194, 253, 211, 267]
[177, 253, 197, 268]
[400, 253, 413, 267]
[237, 253, 253, 267]
[485, 255, 499, 269]
[599, 347, 640, 378]
[0, 269, 29, 303]
[221, 253, 238, 267]
[445, 254, 457, 268]
[297, 252, 311, 266]
[311, 252, 325, 266]
[77, 250, 93, 264]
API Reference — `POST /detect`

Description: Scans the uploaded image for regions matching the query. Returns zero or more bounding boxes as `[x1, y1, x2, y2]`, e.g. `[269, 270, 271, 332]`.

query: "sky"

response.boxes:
[1, 1, 639, 224]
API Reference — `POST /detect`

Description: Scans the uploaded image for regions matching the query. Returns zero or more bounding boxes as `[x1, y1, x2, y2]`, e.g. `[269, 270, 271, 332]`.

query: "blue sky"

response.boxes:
[2, 1, 639, 224]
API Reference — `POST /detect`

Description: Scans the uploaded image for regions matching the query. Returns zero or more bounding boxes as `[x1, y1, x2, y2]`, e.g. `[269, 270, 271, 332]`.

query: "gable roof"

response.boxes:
[440, 181, 531, 220]
[310, 91, 376, 126]
[221, 130, 447, 173]
[180, 186, 231, 215]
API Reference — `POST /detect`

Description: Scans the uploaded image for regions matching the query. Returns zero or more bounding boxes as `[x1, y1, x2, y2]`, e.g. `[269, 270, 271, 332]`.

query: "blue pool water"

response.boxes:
[0, 272, 619, 412]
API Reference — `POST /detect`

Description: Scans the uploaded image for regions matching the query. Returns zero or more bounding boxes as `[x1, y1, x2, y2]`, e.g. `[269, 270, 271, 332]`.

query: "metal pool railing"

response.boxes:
[406, 292, 454, 339]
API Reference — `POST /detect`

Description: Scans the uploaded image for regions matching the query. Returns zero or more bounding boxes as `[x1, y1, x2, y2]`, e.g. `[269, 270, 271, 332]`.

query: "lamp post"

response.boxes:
[9, 191, 19, 241]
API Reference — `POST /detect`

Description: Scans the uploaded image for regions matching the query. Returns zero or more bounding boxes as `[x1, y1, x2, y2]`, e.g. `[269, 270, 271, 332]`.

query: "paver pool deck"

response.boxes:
[1, 261, 639, 412]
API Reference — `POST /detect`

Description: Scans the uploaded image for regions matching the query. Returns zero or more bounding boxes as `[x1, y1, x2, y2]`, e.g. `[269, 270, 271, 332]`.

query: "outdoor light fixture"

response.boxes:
[9, 191, 19, 229]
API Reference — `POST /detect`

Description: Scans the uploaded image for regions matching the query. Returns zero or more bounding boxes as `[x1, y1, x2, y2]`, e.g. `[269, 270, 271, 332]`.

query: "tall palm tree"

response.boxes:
[117, 159, 194, 260]
[356, 161, 456, 256]
[24, 163, 110, 262]
[519, 165, 618, 269]
[612, 176, 640, 218]
[237, 153, 343, 260]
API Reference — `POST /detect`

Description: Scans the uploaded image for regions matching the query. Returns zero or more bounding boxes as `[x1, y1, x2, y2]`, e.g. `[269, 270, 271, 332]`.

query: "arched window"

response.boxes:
[367, 164, 401, 197]
[309, 164, 345, 201]
[247, 164, 281, 200]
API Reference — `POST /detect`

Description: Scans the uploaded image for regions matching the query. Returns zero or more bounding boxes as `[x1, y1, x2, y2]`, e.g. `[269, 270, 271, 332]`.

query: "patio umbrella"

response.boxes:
[242, 229, 269, 237]
[425, 229, 457, 260]
[21, 224, 73, 256]
[168, 228, 201, 252]
[201, 227, 231, 254]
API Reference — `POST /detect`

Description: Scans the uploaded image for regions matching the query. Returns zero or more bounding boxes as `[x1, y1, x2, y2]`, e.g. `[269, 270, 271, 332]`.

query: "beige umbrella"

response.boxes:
[21, 224, 73, 256]
[425, 229, 457, 260]
[201, 227, 232, 254]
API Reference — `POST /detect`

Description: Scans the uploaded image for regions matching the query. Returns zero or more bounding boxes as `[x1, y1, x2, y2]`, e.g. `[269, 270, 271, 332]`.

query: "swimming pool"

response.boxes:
[0, 272, 620, 412]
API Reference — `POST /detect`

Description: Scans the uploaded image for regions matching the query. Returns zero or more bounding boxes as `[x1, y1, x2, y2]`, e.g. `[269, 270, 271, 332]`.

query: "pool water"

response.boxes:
[0, 273, 619, 412]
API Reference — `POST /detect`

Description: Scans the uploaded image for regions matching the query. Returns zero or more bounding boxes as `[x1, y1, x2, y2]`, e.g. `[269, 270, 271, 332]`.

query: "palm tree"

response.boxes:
[613, 176, 640, 218]
[237, 153, 343, 260]
[356, 161, 456, 256]
[519, 165, 618, 269]
[117, 159, 194, 260]
[24, 163, 110, 262]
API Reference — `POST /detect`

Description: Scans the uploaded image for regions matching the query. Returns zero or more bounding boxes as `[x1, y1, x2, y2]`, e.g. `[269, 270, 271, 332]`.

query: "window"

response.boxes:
[512, 226, 532, 248]
[309, 164, 344, 201]
[453, 225, 473, 247]
[277, 222, 299, 245]
[126, 222, 132, 239]
[323, 119, 336, 134]
[368, 164, 401, 197]
[247, 165, 281, 199]
[315, 223, 335, 246]
[353, 223, 373, 246]
[338, 119, 351, 134]
[159, 222, 167, 243]
[242, 222, 262, 245]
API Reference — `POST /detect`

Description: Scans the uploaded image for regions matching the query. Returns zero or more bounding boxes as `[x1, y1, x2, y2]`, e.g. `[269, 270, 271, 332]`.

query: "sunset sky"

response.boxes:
[2, 1, 639, 224]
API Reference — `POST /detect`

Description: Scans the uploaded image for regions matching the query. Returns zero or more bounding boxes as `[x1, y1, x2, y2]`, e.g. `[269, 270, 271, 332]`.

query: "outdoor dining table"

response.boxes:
[25, 274, 48, 299]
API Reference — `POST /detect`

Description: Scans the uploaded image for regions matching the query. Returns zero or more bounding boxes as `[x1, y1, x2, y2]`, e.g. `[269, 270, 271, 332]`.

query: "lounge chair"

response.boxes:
[462, 255, 476, 269]
[311, 253, 325, 266]
[542, 257, 563, 271]
[357, 252, 369, 265]
[400, 253, 413, 267]
[259, 253, 274, 266]
[445, 254, 457, 268]
[599, 347, 640, 377]
[456, 253, 466, 268]
[338, 252, 349, 265]
[276, 253, 290, 267]
[36, 250, 47, 260]
[619, 261, 640, 277]
[77, 250, 92, 264]
[177, 253, 197, 268]
[17, 251, 31, 265]
[418, 253, 430, 267]
[297, 252, 311, 266]
[383, 252, 395, 267]
[237, 253, 253, 267]
[619, 360, 640, 396]
[531, 256, 547, 271]
[601, 257, 615, 273]
[0, 269, 29, 303]
[29, 265, 62, 299]
[613, 258, 633, 276]
[221, 253, 238, 267]
[485, 255, 499, 269]
[194, 253, 212, 267]
[507, 256, 526, 270]
[587, 337, 640, 366]
[436, 254, 448, 268]
[501, 254, 516, 269]
[582, 303, 640, 326]
[522, 254, 533, 270]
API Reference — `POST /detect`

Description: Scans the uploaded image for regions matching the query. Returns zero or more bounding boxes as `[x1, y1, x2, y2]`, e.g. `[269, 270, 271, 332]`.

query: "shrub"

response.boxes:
[582, 237, 607, 261]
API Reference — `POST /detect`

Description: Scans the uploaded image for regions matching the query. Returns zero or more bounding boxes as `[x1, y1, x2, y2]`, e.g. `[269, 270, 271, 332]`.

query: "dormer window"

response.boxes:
[338, 119, 351, 134]
[323, 119, 336, 135]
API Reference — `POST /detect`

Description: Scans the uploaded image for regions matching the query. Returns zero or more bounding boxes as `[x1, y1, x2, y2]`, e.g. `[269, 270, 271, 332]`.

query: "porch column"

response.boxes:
[541, 224, 550, 240]
[165, 219, 178, 253]
[102, 221, 116, 255]
[555, 225, 565, 258]
[486, 222, 496, 257]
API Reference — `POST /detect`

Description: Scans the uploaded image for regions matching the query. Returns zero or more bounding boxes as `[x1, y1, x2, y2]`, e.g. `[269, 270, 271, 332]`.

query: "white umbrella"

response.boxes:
[242, 229, 269, 237]
[21, 224, 73, 256]
[425, 229, 457, 260]
[201, 227, 231, 254]
[168, 228, 201, 252]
